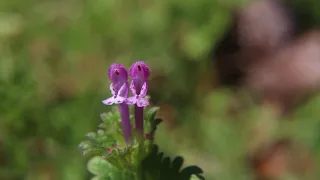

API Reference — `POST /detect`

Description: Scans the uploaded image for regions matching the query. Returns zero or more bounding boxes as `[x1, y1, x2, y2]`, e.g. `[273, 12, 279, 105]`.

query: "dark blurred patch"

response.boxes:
[213, 0, 320, 113]
[0, 145, 6, 168]
[27, 162, 57, 180]
[213, 0, 296, 86]
[249, 139, 315, 180]
[246, 30, 320, 113]
[156, 103, 178, 129]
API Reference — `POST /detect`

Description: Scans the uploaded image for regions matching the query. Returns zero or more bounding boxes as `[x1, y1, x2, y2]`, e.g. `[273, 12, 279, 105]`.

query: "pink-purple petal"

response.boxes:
[102, 97, 115, 105]
[137, 98, 149, 107]
[109, 83, 116, 96]
[129, 80, 136, 95]
[126, 96, 137, 105]
[140, 82, 148, 97]
[114, 96, 126, 104]
[117, 83, 129, 98]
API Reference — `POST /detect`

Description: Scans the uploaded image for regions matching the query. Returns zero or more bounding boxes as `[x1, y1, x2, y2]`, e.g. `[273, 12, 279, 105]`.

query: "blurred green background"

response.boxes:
[0, 0, 320, 179]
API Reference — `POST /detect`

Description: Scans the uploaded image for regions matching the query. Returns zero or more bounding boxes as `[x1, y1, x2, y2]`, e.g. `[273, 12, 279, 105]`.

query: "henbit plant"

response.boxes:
[78, 62, 205, 180]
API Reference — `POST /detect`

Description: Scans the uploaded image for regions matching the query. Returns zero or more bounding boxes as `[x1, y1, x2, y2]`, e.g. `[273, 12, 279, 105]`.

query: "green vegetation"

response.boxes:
[0, 0, 320, 179]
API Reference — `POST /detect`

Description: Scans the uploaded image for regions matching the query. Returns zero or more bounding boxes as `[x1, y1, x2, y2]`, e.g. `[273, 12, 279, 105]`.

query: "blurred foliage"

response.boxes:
[0, 0, 320, 180]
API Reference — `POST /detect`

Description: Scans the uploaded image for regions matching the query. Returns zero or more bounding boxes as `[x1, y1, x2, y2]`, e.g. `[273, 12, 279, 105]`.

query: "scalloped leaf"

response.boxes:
[140, 145, 205, 180]
[171, 156, 184, 172]
[180, 166, 204, 180]
[87, 156, 113, 176]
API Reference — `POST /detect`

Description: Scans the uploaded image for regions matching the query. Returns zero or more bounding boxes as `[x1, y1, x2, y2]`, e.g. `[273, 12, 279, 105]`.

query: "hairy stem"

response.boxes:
[135, 105, 144, 141]
[119, 103, 132, 145]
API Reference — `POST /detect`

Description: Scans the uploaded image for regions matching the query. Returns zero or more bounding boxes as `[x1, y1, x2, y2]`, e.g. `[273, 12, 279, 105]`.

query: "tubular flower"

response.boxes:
[102, 63, 132, 145]
[127, 61, 150, 140]
[126, 61, 150, 107]
[102, 63, 129, 105]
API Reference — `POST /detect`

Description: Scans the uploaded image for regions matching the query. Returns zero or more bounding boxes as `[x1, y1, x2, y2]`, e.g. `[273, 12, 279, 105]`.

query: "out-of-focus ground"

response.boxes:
[0, 0, 320, 179]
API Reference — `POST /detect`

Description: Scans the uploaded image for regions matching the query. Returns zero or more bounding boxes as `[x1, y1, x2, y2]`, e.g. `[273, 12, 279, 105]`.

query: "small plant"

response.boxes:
[78, 61, 205, 180]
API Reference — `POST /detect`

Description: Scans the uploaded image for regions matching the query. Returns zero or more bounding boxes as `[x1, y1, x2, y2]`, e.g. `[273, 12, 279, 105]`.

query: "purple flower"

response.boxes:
[127, 61, 150, 141]
[102, 63, 132, 145]
[126, 81, 149, 107]
[102, 63, 129, 105]
[126, 61, 150, 107]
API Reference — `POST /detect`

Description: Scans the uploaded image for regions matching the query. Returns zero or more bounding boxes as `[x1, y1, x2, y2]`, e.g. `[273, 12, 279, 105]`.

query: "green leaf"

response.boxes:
[149, 118, 163, 141]
[87, 156, 113, 176]
[79, 141, 92, 150]
[83, 147, 106, 157]
[180, 166, 204, 180]
[146, 107, 160, 122]
[171, 156, 184, 172]
[91, 175, 111, 180]
[97, 129, 105, 136]
[140, 145, 205, 180]
[86, 132, 97, 140]
[101, 112, 113, 122]
[190, 174, 206, 180]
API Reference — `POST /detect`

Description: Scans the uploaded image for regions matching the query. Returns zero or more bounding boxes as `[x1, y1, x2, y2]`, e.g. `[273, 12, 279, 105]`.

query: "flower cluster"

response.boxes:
[80, 61, 205, 180]
[102, 61, 150, 145]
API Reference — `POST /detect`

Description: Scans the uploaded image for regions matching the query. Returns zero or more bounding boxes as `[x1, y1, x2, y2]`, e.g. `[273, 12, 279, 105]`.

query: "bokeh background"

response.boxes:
[1, 0, 320, 179]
